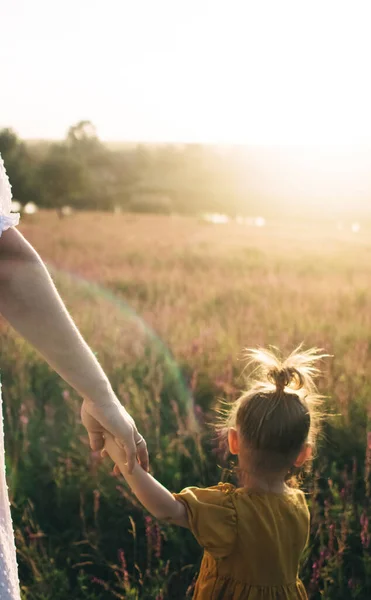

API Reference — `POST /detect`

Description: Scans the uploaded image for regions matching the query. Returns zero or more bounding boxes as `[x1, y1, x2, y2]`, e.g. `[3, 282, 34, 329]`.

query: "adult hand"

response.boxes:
[81, 398, 148, 473]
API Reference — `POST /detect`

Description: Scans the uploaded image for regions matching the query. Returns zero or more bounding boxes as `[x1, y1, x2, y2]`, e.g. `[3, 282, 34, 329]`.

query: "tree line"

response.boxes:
[4, 121, 367, 219]
[0, 121, 262, 216]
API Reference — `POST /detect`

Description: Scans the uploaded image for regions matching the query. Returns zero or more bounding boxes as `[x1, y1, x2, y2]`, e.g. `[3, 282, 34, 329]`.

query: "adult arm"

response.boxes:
[0, 227, 148, 472]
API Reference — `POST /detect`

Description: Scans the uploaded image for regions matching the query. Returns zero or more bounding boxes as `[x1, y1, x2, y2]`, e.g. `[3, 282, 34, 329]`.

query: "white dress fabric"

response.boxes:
[0, 155, 21, 599]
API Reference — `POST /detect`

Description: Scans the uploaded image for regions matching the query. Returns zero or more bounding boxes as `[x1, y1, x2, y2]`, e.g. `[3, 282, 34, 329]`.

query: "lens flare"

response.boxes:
[48, 265, 197, 432]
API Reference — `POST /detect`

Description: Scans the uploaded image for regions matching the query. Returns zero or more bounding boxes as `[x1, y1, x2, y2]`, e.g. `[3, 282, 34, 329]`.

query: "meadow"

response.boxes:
[1, 211, 371, 599]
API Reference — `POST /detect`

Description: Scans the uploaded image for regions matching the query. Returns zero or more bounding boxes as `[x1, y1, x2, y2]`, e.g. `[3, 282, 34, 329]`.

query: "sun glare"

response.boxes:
[3, 1, 371, 148]
[3, 0, 371, 203]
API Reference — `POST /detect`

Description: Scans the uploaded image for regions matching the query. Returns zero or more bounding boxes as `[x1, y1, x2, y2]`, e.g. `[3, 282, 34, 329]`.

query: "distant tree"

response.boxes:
[0, 128, 19, 155]
[64, 121, 123, 210]
[67, 120, 99, 147]
[0, 128, 35, 203]
[38, 144, 87, 211]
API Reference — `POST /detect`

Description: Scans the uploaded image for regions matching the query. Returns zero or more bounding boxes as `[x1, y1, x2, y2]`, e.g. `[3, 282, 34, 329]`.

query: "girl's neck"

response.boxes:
[239, 467, 288, 494]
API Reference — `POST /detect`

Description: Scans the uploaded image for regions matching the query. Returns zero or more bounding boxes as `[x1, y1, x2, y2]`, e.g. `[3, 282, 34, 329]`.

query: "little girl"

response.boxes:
[103, 346, 326, 599]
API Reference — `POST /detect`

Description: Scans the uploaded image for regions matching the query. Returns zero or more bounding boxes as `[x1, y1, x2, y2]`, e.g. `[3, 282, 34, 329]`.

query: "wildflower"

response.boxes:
[360, 511, 370, 548]
[154, 522, 162, 559]
[91, 576, 109, 591]
[93, 489, 100, 521]
[118, 548, 130, 590]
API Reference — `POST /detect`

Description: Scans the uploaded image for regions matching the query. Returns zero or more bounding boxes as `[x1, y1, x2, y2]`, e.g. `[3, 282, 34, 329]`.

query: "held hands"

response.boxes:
[101, 431, 189, 528]
[100, 430, 128, 476]
[81, 397, 148, 473]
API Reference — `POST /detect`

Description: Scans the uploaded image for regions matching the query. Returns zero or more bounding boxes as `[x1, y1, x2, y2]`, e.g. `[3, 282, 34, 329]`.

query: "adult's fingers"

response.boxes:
[124, 431, 137, 474]
[136, 438, 149, 472]
[81, 401, 105, 450]
[87, 430, 104, 451]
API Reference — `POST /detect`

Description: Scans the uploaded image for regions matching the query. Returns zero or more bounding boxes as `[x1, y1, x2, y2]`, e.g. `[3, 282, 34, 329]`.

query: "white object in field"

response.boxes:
[113, 205, 122, 214]
[61, 205, 73, 217]
[10, 200, 21, 213]
[235, 216, 266, 226]
[351, 222, 360, 233]
[23, 202, 38, 215]
[204, 213, 230, 224]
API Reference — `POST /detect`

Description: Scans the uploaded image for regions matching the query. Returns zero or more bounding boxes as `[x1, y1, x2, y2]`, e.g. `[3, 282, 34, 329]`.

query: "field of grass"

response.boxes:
[1, 211, 371, 599]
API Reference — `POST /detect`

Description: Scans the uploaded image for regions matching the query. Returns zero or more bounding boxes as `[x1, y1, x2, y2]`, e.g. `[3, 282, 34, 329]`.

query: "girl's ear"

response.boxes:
[294, 443, 312, 467]
[228, 427, 240, 455]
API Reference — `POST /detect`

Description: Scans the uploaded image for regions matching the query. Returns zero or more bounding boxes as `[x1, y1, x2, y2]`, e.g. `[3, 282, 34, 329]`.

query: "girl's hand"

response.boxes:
[101, 431, 128, 475]
[81, 398, 148, 473]
[102, 431, 125, 459]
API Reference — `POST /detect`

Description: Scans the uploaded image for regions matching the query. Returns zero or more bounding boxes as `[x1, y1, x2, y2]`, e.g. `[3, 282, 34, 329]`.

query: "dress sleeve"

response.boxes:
[0, 154, 20, 237]
[173, 484, 237, 558]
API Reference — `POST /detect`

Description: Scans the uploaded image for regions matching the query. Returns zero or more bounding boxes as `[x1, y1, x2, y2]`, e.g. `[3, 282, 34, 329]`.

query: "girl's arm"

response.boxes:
[103, 432, 189, 528]
[0, 227, 148, 472]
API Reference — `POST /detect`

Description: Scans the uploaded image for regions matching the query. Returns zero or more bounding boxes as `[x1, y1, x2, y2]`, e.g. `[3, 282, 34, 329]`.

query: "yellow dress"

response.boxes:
[174, 483, 309, 600]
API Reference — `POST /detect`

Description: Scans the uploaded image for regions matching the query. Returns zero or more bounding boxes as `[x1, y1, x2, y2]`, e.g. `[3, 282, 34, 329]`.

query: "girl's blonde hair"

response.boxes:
[223, 346, 327, 474]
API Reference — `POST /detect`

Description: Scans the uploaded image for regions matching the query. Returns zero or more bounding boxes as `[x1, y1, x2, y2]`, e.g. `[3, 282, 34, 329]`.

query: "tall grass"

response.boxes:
[1, 212, 370, 599]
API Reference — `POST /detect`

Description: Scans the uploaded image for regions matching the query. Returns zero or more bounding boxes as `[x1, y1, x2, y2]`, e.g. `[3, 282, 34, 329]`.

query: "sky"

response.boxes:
[2, 0, 371, 145]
